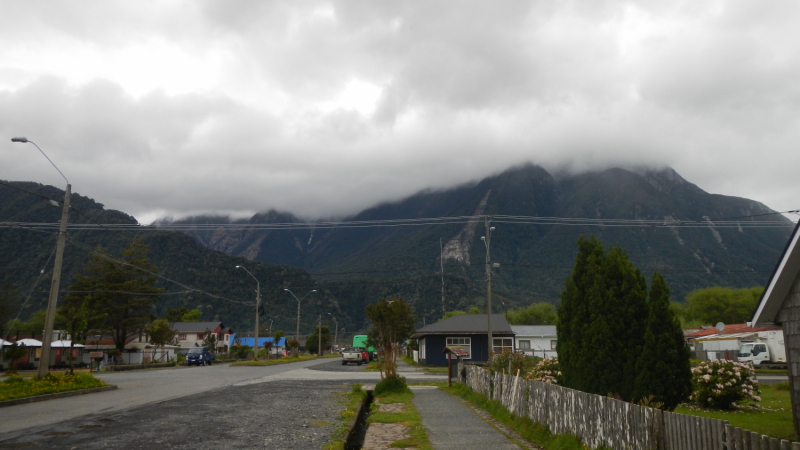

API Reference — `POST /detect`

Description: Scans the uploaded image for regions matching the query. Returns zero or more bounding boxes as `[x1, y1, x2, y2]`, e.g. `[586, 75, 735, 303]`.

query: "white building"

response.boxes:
[172, 322, 233, 352]
[511, 325, 557, 358]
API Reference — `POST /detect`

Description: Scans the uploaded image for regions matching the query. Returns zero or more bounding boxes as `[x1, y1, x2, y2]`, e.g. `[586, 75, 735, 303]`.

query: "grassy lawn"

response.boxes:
[323, 384, 368, 450]
[361, 361, 382, 371]
[675, 384, 795, 441]
[423, 366, 449, 374]
[369, 389, 432, 449]
[0, 372, 107, 402]
[400, 355, 418, 366]
[443, 383, 610, 450]
[231, 354, 325, 366]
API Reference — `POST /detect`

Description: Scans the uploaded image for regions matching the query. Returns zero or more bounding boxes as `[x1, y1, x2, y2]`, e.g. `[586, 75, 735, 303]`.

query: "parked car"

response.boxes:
[358, 347, 370, 363]
[187, 347, 214, 366]
[341, 347, 363, 365]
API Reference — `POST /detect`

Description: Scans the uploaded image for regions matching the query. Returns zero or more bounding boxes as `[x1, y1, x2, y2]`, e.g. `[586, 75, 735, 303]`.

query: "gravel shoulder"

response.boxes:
[0, 379, 359, 450]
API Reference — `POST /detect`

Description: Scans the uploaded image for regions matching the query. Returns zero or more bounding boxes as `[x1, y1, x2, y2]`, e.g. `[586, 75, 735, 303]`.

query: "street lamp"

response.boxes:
[284, 288, 316, 353]
[12, 137, 70, 380]
[481, 218, 496, 361]
[328, 313, 338, 352]
[236, 265, 261, 360]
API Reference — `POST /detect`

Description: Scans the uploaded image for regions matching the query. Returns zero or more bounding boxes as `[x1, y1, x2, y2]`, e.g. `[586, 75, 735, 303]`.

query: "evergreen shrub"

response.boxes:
[690, 360, 760, 409]
[373, 375, 410, 397]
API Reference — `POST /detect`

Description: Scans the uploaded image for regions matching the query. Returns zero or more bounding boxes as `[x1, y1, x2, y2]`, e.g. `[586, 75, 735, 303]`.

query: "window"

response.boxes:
[493, 338, 513, 354]
[550, 340, 557, 350]
[419, 338, 426, 360]
[518, 340, 531, 350]
[446, 337, 472, 359]
[197, 333, 204, 340]
[178, 334, 186, 341]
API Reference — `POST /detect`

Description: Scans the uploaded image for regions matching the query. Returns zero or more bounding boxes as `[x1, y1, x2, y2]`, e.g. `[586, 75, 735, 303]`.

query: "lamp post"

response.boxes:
[481, 217, 495, 361]
[328, 313, 337, 352]
[235, 265, 260, 360]
[284, 289, 316, 354]
[12, 137, 70, 380]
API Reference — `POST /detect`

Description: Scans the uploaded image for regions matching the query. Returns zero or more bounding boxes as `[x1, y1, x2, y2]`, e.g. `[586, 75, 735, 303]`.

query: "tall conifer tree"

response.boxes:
[558, 236, 648, 400]
[632, 272, 692, 409]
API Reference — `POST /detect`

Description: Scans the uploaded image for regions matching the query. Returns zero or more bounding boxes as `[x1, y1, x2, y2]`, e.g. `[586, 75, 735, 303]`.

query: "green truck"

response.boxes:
[353, 335, 376, 361]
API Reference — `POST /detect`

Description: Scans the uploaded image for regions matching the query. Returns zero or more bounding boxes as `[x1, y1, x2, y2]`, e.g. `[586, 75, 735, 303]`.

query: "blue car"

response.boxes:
[186, 347, 214, 366]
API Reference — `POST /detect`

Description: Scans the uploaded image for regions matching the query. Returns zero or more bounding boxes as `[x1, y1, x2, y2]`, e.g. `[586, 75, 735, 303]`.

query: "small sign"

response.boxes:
[90, 352, 104, 358]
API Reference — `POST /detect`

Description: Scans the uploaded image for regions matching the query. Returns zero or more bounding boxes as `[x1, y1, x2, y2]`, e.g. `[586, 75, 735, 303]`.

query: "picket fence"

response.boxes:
[460, 364, 799, 450]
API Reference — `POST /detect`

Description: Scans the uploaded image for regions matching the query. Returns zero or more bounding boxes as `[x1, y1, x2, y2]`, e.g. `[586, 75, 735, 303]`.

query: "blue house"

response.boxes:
[229, 335, 286, 354]
[412, 314, 515, 365]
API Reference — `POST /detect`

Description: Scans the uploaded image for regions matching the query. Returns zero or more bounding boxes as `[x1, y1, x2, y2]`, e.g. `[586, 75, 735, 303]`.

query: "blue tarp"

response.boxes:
[228, 335, 286, 347]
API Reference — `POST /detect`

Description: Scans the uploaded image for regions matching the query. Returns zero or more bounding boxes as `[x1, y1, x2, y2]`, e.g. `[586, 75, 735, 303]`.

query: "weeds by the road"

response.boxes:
[676, 384, 795, 441]
[443, 383, 610, 450]
[0, 372, 106, 402]
[323, 383, 368, 450]
[754, 368, 789, 375]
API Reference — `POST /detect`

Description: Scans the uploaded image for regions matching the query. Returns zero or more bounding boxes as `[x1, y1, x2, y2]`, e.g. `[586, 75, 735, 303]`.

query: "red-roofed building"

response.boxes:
[683, 323, 783, 361]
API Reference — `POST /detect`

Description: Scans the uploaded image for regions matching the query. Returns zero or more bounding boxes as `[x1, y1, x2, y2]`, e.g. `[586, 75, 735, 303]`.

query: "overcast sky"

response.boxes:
[2, 1, 799, 224]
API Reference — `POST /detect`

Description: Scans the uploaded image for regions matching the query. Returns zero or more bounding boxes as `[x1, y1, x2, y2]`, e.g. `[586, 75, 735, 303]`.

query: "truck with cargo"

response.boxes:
[737, 330, 786, 365]
[353, 335, 377, 361]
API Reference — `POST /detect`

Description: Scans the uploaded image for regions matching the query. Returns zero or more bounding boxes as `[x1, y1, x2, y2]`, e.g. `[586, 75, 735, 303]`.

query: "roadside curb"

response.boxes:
[0, 385, 118, 408]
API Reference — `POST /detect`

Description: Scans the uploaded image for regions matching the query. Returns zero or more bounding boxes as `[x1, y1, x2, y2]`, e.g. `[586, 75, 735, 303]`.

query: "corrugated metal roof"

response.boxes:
[172, 322, 225, 333]
[511, 325, 556, 337]
[684, 323, 780, 338]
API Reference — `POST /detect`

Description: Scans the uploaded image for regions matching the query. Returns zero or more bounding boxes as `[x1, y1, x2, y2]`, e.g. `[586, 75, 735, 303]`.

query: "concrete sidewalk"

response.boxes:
[412, 387, 521, 449]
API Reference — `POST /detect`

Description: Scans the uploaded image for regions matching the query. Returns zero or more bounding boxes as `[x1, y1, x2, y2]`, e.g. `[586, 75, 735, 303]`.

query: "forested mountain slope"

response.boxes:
[165, 165, 794, 305]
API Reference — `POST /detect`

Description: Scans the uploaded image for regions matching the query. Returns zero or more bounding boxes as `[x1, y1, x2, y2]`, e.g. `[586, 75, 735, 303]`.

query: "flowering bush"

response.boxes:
[526, 357, 562, 385]
[690, 360, 760, 409]
[489, 350, 535, 374]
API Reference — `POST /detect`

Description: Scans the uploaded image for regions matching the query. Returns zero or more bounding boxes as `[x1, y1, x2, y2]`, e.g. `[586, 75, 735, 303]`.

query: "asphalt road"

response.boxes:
[0, 357, 446, 449]
[0, 358, 337, 435]
[0, 378, 353, 450]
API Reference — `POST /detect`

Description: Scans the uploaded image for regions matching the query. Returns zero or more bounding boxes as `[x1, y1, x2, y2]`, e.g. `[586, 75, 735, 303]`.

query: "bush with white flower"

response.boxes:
[690, 360, 760, 409]
[526, 356, 562, 385]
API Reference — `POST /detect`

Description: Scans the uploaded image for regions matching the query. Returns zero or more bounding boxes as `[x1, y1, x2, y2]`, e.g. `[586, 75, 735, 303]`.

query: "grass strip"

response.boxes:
[754, 368, 789, 374]
[0, 372, 107, 402]
[443, 383, 609, 450]
[675, 384, 795, 441]
[322, 384, 368, 450]
[369, 390, 433, 450]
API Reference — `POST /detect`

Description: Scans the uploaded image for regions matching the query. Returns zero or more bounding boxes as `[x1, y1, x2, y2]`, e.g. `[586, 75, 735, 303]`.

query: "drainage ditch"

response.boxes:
[344, 389, 374, 450]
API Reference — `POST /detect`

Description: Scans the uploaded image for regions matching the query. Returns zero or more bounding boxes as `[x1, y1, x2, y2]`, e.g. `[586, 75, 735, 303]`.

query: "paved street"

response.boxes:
[0, 357, 446, 449]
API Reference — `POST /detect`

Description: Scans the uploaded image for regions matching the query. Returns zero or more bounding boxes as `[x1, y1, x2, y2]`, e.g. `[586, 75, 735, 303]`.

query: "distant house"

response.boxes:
[412, 314, 515, 365]
[172, 322, 233, 352]
[751, 220, 800, 436]
[512, 325, 557, 358]
[229, 335, 286, 355]
[684, 323, 782, 361]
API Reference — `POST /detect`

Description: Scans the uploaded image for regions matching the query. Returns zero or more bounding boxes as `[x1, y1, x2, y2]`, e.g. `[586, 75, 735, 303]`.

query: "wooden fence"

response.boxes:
[460, 364, 799, 450]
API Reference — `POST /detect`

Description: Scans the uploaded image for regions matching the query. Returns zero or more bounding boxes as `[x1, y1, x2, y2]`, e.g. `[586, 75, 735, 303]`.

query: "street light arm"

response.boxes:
[236, 265, 258, 285]
[11, 138, 69, 185]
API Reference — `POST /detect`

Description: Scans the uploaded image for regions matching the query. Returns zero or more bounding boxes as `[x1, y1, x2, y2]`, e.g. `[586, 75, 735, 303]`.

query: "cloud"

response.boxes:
[1, 1, 800, 223]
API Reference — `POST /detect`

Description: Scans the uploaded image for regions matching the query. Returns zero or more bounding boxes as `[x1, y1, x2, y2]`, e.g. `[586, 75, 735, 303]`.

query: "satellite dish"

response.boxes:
[716, 322, 725, 332]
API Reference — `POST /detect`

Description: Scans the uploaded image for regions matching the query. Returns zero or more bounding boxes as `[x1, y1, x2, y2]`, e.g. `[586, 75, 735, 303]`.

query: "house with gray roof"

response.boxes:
[511, 325, 557, 358]
[411, 314, 515, 365]
[172, 322, 233, 352]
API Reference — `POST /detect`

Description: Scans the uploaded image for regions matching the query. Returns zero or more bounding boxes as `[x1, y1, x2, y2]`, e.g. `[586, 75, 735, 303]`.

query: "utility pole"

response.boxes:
[235, 265, 260, 360]
[318, 314, 322, 355]
[333, 317, 338, 352]
[12, 137, 71, 380]
[254, 282, 260, 360]
[440, 238, 445, 317]
[285, 289, 316, 356]
[39, 184, 70, 380]
[481, 216, 495, 362]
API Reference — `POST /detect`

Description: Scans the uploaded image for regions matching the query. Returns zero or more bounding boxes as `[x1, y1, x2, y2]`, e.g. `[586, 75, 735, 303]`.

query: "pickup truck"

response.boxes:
[341, 347, 363, 366]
